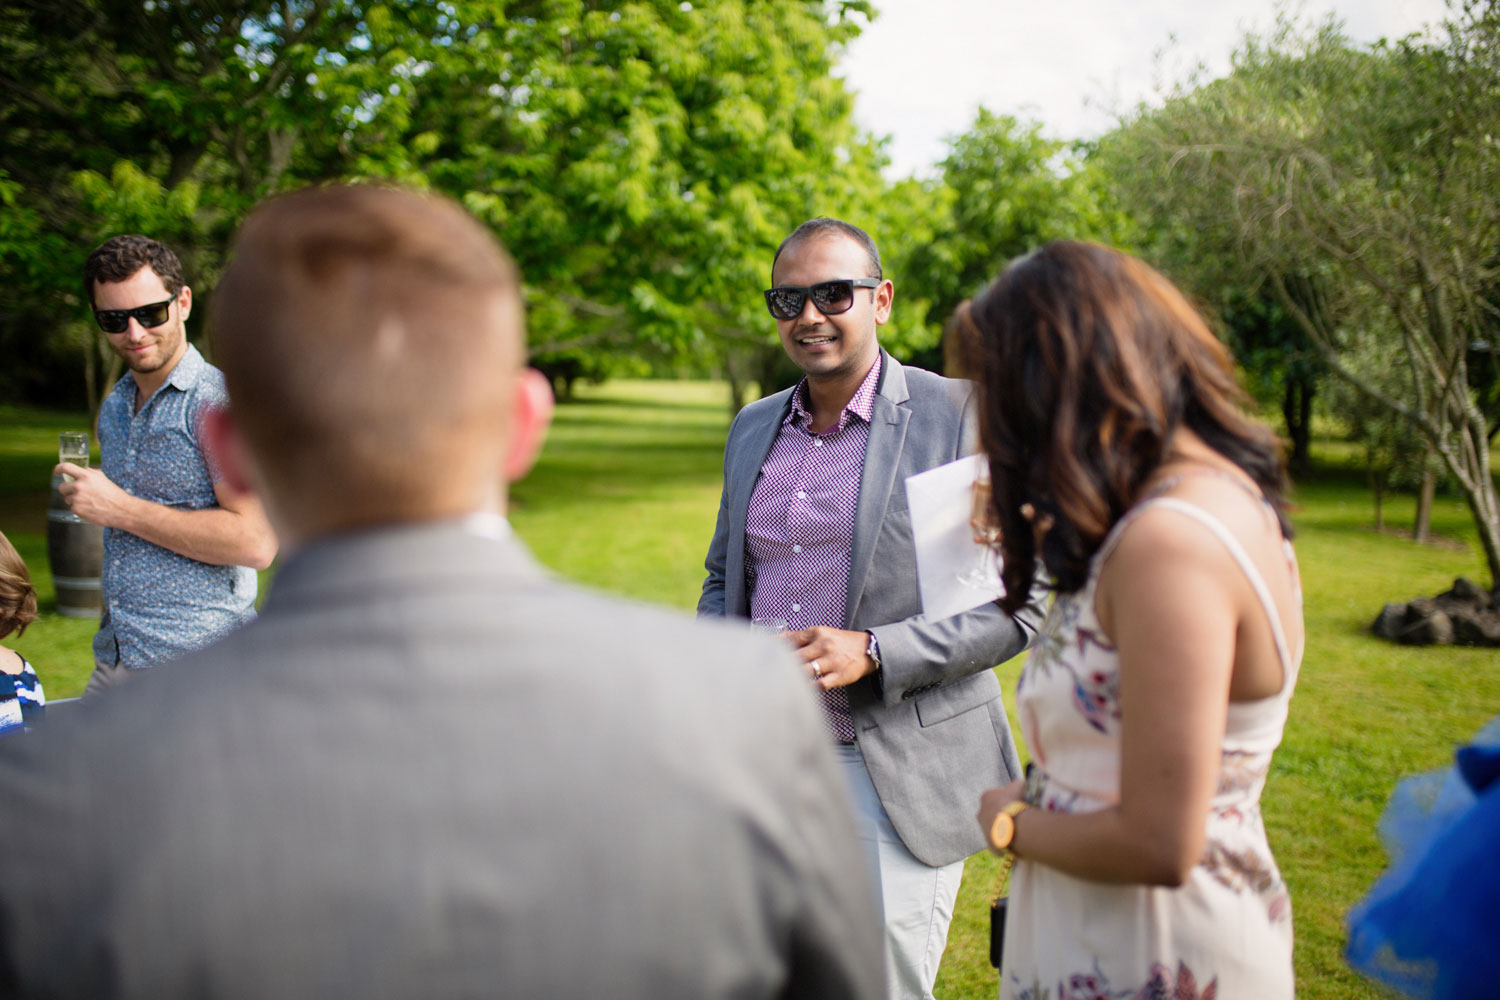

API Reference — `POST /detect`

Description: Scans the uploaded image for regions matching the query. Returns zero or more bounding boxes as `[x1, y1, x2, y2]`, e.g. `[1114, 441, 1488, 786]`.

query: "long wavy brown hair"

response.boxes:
[963, 242, 1291, 615]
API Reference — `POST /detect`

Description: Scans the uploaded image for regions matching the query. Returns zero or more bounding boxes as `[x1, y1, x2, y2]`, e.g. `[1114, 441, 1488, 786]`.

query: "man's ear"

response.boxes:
[177, 284, 193, 324]
[504, 368, 555, 482]
[200, 404, 255, 496]
[873, 278, 894, 325]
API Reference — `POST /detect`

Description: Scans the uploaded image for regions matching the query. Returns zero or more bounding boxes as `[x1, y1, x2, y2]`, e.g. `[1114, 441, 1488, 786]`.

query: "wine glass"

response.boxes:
[750, 617, 789, 636]
[957, 471, 1003, 590]
[59, 432, 90, 483]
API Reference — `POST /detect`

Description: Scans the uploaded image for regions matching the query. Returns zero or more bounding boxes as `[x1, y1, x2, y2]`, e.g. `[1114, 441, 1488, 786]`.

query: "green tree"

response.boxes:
[897, 110, 1138, 373]
[1218, 290, 1323, 474]
[1, 0, 882, 413]
[1099, 5, 1500, 584]
[0, 0, 412, 408]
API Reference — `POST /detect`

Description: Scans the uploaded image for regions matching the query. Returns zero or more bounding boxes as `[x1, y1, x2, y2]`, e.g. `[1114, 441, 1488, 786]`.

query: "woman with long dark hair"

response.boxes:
[968, 242, 1302, 998]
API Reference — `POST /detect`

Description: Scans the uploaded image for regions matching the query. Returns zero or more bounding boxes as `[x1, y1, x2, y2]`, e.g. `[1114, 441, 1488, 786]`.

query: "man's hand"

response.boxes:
[789, 626, 877, 690]
[53, 461, 276, 569]
[55, 463, 137, 529]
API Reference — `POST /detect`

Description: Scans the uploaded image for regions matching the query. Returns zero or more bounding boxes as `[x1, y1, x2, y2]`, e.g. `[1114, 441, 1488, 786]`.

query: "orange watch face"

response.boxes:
[989, 811, 1015, 851]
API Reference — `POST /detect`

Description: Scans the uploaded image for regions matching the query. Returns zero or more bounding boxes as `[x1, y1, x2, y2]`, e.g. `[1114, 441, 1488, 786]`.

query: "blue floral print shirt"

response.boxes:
[93, 344, 257, 668]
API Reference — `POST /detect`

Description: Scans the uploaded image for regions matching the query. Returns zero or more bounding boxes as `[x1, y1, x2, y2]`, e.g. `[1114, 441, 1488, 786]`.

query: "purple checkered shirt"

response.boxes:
[746, 355, 882, 742]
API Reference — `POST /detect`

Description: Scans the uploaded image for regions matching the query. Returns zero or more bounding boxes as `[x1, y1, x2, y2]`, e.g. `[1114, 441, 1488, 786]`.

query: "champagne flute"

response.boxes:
[59, 432, 90, 483]
[751, 617, 789, 636]
[957, 472, 1004, 590]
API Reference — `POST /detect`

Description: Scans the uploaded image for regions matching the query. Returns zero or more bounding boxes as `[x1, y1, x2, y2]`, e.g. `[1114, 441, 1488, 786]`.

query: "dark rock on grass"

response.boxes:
[1370, 577, 1500, 647]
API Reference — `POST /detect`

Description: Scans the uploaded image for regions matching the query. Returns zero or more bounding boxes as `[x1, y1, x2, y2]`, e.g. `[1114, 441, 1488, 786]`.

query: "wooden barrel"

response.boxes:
[47, 478, 104, 618]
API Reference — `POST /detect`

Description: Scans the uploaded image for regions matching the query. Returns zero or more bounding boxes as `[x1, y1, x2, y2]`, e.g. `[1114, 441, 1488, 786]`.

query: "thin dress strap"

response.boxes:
[1105, 497, 1300, 693]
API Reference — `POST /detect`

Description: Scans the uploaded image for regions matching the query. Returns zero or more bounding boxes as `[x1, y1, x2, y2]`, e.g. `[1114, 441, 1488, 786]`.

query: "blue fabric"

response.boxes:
[1346, 717, 1500, 999]
[0, 654, 47, 735]
[93, 344, 257, 668]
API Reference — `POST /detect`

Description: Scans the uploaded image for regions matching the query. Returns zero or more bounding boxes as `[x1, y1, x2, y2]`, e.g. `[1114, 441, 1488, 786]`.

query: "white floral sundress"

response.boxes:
[1001, 489, 1301, 1000]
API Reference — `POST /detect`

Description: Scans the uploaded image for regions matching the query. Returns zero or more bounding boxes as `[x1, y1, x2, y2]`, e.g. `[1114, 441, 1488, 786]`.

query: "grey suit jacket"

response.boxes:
[0, 523, 884, 1000]
[699, 352, 1045, 867]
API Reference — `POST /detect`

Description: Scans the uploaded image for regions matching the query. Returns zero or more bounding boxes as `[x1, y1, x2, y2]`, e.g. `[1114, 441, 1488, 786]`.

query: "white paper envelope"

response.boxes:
[904, 454, 1005, 622]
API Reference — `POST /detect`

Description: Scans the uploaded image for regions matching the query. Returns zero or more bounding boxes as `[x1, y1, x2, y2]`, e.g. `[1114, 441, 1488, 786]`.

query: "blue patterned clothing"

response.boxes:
[1, 653, 46, 735]
[93, 344, 257, 669]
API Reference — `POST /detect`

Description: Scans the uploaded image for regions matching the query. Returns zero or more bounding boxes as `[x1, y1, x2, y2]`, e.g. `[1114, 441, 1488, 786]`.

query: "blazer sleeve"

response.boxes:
[867, 569, 1047, 707]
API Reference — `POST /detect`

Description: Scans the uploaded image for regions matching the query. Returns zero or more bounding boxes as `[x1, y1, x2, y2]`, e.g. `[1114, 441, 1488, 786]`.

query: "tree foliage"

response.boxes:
[1099, 3, 1500, 584]
[0, 0, 881, 411]
[900, 110, 1137, 346]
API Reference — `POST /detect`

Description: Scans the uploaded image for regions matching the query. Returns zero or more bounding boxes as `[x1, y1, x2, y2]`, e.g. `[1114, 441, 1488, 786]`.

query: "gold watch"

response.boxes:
[988, 800, 1029, 854]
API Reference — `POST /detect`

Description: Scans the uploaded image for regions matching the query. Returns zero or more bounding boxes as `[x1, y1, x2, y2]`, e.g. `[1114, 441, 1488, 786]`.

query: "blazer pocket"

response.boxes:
[914, 679, 996, 727]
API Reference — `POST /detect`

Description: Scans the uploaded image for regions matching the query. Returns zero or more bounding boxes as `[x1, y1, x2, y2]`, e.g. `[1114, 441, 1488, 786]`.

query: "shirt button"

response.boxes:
[793, 545, 803, 553]
[813, 439, 824, 447]
[796, 491, 806, 499]
[792, 603, 801, 613]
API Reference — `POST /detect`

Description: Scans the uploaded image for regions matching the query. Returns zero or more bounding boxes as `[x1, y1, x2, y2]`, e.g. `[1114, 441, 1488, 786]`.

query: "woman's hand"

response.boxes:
[976, 779, 1025, 854]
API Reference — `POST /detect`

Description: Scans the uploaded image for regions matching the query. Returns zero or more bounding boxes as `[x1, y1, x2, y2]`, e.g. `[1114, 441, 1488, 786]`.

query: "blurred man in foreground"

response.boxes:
[0, 185, 883, 1000]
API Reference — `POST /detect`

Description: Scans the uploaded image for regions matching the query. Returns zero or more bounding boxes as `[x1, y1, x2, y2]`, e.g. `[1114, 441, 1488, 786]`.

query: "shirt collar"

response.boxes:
[788, 352, 883, 433]
[456, 511, 512, 541]
[163, 343, 206, 392]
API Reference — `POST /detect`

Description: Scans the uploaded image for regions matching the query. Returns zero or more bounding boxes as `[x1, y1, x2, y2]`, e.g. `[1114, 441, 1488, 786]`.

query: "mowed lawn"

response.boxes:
[4, 380, 1499, 999]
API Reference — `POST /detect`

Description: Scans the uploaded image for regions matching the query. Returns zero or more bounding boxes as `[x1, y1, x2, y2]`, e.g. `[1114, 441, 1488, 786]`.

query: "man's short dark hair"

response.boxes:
[772, 218, 882, 281]
[83, 235, 186, 306]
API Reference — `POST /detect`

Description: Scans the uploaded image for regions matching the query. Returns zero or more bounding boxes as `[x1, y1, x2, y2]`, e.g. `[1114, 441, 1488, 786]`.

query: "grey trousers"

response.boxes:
[84, 659, 135, 697]
[837, 743, 965, 1000]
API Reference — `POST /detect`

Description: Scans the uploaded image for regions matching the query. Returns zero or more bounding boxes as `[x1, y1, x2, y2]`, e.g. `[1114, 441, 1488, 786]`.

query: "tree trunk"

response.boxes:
[88, 338, 122, 436]
[1414, 467, 1435, 544]
[723, 350, 747, 415]
[755, 344, 796, 402]
[1281, 375, 1314, 475]
[1460, 473, 1500, 590]
[84, 338, 98, 433]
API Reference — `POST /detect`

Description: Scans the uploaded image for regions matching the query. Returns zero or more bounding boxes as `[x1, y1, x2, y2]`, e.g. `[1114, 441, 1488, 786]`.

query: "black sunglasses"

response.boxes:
[763, 278, 880, 321]
[93, 297, 175, 334]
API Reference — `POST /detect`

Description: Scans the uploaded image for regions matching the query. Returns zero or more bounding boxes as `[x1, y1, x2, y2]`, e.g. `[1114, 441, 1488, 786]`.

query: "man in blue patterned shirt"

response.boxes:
[56, 236, 276, 691]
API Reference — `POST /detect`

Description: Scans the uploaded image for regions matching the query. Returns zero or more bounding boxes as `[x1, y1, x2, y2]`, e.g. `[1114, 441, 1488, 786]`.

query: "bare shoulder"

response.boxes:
[1099, 478, 1283, 600]
[1120, 475, 1283, 560]
[1104, 501, 1229, 575]
[1098, 473, 1298, 622]
[0, 645, 24, 675]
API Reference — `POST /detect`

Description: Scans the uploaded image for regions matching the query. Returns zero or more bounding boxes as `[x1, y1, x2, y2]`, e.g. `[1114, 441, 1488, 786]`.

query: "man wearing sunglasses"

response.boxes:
[0, 186, 883, 1000]
[57, 235, 276, 692]
[699, 218, 1045, 1000]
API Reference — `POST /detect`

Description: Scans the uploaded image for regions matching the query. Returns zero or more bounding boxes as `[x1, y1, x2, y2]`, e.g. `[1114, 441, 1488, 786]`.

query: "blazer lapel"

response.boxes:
[725, 391, 794, 615]
[846, 352, 910, 625]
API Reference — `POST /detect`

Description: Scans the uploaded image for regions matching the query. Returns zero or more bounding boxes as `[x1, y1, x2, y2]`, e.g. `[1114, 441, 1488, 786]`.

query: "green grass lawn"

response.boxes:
[4, 383, 1498, 998]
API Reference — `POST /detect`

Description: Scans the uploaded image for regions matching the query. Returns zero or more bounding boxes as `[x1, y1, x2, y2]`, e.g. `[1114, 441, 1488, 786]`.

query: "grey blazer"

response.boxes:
[0, 523, 884, 1000]
[699, 352, 1045, 867]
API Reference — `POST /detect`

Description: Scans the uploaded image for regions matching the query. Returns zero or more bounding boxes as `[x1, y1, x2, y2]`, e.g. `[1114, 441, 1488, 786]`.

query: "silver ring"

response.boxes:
[811, 660, 822, 678]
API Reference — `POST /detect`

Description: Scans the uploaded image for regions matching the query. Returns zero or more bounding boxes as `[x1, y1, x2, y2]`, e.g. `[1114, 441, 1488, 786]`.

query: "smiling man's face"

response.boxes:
[771, 233, 892, 385]
[94, 266, 190, 382]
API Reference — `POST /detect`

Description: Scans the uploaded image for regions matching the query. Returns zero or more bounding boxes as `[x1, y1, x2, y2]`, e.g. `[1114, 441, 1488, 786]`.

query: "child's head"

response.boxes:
[0, 530, 38, 641]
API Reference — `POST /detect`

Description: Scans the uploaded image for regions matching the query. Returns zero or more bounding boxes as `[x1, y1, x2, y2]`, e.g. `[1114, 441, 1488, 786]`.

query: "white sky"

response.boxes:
[838, 0, 1450, 178]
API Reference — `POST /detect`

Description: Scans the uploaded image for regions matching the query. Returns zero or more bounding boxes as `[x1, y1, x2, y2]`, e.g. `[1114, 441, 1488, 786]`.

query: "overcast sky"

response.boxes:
[838, 0, 1450, 178]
